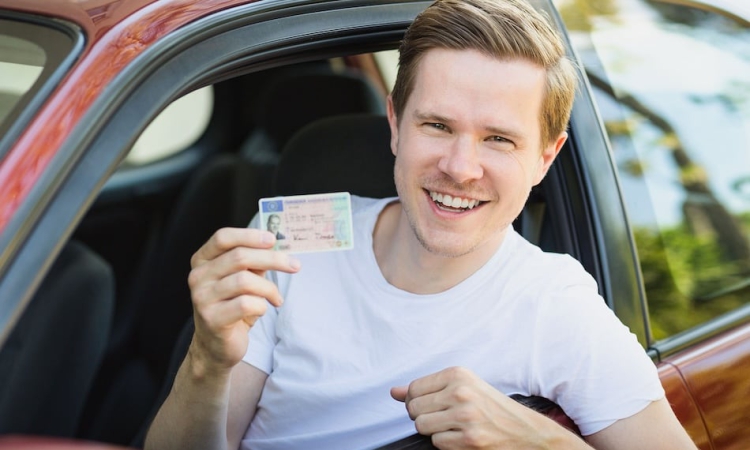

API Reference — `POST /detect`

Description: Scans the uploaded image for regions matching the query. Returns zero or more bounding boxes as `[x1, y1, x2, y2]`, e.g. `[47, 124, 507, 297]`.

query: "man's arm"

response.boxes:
[392, 367, 697, 450]
[144, 356, 266, 450]
[144, 228, 301, 450]
[585, 398, 697, 450]
[391, 367, 593, 449]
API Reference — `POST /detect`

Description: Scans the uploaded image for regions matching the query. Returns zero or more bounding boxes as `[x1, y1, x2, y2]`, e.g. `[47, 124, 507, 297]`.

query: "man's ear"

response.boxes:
[386, 95, 399, 157]
[533, 131, 568, 185]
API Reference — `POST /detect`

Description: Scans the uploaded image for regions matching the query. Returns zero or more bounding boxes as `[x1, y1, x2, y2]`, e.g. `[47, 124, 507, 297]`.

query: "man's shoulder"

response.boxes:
[503, 229, 598, 293]
[507, 229, 586, 271]
[350, 195, 398, 231]
[351, 194, 395, 214]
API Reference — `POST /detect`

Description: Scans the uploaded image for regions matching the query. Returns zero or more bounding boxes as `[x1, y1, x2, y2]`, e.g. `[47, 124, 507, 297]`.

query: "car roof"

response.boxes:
[0, 0, 259, 44]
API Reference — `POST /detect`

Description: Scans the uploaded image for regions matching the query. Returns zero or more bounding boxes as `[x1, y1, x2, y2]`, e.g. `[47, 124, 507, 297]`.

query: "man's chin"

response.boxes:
[413, 231, 479, 259]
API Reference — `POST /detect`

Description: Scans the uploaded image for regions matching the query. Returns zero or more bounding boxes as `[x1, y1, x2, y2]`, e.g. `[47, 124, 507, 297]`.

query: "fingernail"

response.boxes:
[289, 256, 301, 271]
[262, 232, 275, 244]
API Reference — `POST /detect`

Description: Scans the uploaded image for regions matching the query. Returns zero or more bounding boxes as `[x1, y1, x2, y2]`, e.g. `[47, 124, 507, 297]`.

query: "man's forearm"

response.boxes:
[144, 351, 233, 450]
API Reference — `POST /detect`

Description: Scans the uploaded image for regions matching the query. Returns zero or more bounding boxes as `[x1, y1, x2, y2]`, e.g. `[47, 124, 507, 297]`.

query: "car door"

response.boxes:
[553, 0, 750, 448]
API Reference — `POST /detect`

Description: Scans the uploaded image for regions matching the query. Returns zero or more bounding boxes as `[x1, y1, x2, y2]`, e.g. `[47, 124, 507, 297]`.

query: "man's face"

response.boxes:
[387, 48, 566, 257]
[268, 215, 280, 233]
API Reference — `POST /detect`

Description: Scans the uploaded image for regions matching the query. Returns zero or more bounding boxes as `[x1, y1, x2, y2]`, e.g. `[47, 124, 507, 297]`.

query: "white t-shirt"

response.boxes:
[242, 196, 664, 450]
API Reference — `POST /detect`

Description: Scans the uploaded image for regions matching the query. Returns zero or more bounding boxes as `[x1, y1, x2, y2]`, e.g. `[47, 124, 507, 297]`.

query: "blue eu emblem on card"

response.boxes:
[262, 199, 284, 213]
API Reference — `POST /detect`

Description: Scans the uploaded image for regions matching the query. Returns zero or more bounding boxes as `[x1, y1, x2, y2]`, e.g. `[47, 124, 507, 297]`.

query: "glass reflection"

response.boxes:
[555, 0, 750, 340]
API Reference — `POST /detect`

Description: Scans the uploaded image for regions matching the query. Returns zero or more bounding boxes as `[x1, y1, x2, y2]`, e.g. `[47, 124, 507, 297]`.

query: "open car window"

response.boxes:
[123, 86, 214, 166]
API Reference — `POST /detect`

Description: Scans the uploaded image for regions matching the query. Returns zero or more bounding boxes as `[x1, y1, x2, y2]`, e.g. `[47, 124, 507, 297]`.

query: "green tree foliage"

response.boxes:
[636, 217, 750, 341]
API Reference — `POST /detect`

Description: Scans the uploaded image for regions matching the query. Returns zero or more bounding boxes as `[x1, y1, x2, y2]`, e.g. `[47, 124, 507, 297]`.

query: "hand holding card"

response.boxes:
[258, 192, 354, 254]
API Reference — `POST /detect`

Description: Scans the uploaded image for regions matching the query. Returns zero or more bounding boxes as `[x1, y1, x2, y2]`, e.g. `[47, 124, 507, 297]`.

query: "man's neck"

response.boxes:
[372, 201, 507, 295]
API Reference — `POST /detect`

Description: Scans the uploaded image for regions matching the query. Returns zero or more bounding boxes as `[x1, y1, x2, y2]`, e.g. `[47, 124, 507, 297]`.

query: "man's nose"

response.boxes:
[437, 136, 484, 184]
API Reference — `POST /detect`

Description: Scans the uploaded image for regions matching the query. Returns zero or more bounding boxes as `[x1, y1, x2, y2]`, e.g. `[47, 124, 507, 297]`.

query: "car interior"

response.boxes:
[0, 51, 573, 448]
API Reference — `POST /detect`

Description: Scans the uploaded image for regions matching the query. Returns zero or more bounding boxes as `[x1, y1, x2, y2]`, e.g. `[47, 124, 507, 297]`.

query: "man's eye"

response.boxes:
[427, 123, 447, 131]
[488, 135, 512, 144]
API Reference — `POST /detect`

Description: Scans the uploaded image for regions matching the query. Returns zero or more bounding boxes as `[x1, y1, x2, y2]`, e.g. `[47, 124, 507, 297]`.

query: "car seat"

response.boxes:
[274, 113, 396, 197]
[0, 240, 114, 437]
[239, 66, 386, 198]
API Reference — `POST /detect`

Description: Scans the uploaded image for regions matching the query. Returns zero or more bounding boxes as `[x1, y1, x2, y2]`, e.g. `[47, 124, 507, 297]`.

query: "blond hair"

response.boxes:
[391, 0, 578, 145]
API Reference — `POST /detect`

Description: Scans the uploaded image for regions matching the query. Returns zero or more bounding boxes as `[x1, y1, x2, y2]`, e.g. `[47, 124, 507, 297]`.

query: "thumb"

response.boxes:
[390, 385, 408, 402]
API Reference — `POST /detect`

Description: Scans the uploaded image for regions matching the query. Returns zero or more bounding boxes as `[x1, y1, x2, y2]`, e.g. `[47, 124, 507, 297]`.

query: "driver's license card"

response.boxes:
[258, 192, 354, 253]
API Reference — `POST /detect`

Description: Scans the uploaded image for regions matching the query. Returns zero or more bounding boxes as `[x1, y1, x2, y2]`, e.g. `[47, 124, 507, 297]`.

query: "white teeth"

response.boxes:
[429, 191, 481, 210]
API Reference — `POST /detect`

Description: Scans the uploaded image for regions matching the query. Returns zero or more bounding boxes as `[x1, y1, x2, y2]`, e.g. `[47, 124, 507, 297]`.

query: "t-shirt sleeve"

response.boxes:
[242, 289, 279, 375]
[530, 259, 665, 436]
[241, 213, 281, 374]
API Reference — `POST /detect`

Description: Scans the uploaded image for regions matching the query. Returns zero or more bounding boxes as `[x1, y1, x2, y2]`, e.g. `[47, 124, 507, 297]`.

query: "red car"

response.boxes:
[0, 0, 749, 448]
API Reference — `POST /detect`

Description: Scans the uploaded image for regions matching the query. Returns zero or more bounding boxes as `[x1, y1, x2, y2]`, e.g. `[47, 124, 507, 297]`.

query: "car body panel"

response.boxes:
[658, 362, 712, 449]
[0, 436, 133, 450]
[1, 0, 155, 38]
[664, 322, 750, 449]
[0, 0, 256, 234]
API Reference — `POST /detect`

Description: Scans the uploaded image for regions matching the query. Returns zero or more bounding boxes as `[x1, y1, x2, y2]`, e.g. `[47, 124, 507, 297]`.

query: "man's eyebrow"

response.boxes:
[484, 124, 524, 142]
[414, 111, 454, 124]
[414, 110, 524, 141]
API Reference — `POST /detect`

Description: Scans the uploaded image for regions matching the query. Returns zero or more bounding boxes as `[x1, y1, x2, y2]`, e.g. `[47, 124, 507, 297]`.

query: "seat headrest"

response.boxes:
[254, 69, 386, 151]
[274, 114, 397, 198]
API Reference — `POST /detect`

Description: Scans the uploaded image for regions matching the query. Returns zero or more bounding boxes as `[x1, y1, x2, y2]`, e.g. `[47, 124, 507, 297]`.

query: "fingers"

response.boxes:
[189, 243, 300, 292]
[430, 430, 481, 450]
[408, 392, 448, 422]
[395, 367, 496, 445]
[413, 409, 455, 436]
[190, 248, 296, 308]
[402, 367, 478, 403]
[394, 368, 478, 421]
[205, 294, 269, 329]
[404, 387, 496, 450]
[193, 270, 284, 308]
[391, 386, 408, 402]
[191, 227, 276, 268]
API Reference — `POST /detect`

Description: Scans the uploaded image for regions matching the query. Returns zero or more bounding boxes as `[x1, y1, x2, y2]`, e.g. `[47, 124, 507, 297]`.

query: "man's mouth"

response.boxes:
[428, 190, 486, 212]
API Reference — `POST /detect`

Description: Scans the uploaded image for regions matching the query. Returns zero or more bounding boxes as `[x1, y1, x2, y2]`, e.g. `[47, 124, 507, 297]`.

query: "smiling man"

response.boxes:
[145, 0, 698, 449]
